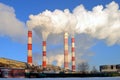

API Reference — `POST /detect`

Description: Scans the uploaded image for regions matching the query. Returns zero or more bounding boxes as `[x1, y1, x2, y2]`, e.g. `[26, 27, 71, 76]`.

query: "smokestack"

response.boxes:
[71, 36, 76, 71]
[42, 41, 47, 69]
[27, 31, 32, 65]
[64, 32, 69, 70]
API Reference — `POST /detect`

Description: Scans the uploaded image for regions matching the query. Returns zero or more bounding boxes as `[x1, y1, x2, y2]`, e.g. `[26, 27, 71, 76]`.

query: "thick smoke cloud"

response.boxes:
[27, 1, 120, 67]
[27, 9, 77, 40]
[27, 1, 120, 45]
[0, 3, 27, 42]
[74, 2, 120, 45]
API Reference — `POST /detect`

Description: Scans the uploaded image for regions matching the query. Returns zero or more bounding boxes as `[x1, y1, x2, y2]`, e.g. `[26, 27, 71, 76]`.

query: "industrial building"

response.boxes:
[0, 57, 28, 68]
[0, 67, 25, 78]
[100, 64, 120, 73]
[0, 58, 27, 78]
[0, 57, 65, 78]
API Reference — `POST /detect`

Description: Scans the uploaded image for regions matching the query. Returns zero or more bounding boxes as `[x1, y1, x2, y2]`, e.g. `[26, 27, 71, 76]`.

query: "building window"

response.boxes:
[116, 65, 120, 69]
[111, 65, 113, 69]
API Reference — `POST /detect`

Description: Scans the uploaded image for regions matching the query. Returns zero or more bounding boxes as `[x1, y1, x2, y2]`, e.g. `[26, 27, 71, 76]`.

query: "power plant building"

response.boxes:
[100, 64, 120, 73]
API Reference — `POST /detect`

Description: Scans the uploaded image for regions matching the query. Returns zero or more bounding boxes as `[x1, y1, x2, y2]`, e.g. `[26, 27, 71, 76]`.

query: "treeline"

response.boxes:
[25, 72, 120, 78]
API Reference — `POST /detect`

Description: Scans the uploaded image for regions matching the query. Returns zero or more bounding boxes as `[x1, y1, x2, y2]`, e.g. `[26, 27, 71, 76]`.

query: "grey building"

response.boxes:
[100, 64, 120, 73]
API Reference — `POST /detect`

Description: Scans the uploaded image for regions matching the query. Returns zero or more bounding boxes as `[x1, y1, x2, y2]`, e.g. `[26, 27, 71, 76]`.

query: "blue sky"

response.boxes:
[0, 0, 120, 70]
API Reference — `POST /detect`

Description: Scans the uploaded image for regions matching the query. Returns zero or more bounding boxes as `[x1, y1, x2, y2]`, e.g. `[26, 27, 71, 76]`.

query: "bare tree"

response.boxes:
[77, 62, 89, 73]
[91, 66, 98, 73]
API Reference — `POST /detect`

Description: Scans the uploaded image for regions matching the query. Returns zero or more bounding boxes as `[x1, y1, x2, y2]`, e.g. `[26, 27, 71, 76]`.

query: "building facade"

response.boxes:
[0, 67, 25, 78]
[100, 64, 120, 73]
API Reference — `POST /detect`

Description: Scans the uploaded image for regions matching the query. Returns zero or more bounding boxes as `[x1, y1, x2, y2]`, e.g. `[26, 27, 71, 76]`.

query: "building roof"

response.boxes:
[0, 57, 28, 68]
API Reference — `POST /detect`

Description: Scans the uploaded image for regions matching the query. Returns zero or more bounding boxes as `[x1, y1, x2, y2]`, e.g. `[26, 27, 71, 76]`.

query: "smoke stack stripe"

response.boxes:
[42, 41, 47, 68]
[72, 36, 76, 71]
[64, 32, 69, 70]
[27, 31, 32, 65]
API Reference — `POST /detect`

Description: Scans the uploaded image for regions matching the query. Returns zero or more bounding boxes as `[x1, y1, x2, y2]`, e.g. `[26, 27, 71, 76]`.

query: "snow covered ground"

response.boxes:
[0, 77, 120, 80]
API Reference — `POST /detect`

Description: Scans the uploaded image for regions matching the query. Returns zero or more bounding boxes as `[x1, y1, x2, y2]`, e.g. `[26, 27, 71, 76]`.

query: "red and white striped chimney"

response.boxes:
[27, 31, 32, 65]
[71, 36, 76, 71]
[64, 32, 69, 70]
[42, 41, 47, 69]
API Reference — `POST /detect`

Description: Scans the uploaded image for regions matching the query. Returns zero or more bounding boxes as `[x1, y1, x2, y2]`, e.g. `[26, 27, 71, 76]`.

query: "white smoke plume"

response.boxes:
[27, 9, 77, 40]
[27, 1, 120, 67]
[74, 1, 120, 45]
[48, 54, 64, 67]
[0, 3, 27, 42]
[27, 1, 120, 45]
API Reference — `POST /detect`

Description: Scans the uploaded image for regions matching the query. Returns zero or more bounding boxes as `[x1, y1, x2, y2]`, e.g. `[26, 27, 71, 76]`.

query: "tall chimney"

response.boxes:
[27, 31, 32, 65]
[42, 41, 47, 69]
[71, 36, 76, 71]
[64, 32, 69, 70]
